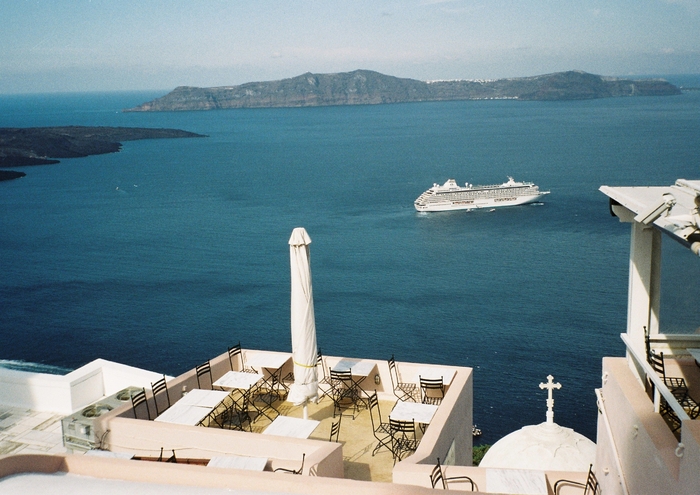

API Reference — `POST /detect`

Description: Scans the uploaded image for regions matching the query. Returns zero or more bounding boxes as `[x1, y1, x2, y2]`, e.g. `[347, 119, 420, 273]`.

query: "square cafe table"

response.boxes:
[262, 415, 320, 439]
[154, 389, 230, 426]
[416, 366, 457, 385]
[389, 400, 438, 425]
[213, 371, 264, 390]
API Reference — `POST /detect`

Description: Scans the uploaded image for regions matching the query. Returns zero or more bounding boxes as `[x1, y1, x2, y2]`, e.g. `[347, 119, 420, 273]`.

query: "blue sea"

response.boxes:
[2, 75, 700, 445]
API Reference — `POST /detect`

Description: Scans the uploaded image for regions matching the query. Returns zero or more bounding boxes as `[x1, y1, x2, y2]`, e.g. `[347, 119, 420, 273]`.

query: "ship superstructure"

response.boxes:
[414, 177, 549, 212]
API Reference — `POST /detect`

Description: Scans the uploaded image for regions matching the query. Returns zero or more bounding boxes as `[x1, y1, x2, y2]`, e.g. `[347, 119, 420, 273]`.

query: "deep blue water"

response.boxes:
[1, 78, 699, 445]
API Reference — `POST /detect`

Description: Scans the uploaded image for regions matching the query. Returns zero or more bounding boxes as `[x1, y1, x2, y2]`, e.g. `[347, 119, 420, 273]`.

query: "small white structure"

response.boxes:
[480, 375, 596, 471]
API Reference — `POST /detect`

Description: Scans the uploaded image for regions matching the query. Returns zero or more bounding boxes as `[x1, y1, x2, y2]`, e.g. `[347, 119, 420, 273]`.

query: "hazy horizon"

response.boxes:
[2, 1, 700, 95]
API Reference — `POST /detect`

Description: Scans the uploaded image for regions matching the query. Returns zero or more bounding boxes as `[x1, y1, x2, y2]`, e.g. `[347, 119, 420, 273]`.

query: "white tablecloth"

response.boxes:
[262, 415, 320, 439]
[389, 400, 438, 424]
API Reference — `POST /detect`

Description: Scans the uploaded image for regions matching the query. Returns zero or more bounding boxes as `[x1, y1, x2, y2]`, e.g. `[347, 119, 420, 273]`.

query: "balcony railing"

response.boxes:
[620, 333, 691, 423]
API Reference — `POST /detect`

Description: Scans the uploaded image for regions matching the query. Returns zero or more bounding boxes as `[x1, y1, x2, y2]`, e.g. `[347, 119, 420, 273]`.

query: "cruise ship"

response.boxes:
[414, 177, 549, 212]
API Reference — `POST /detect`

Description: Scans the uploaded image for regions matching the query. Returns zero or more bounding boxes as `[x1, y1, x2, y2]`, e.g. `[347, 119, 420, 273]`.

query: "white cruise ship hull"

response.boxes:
[414, 177, 550, 212]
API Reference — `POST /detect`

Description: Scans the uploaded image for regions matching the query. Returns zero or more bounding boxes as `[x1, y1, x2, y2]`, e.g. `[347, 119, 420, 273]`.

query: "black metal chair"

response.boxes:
[196, 361, 214, 390]
[274, 453, 305, 475]
[388, 355, 418, 402]
[329, 368, 362, 419]
[131, 388, 151, 420]
[553, 464, 600, 495]
[420, 376, 444, 405]
[429, 457, 476, 491]
[648, 351, 688, 397]
[228, 342, 256, 373]
[316, 348, 333, 401]
[368, 391, 391, 456]
[151, 375, 171, 417]
[389, 417, 418, 463]
[649, 351, 700, 419]
[329, 417, 341, 442]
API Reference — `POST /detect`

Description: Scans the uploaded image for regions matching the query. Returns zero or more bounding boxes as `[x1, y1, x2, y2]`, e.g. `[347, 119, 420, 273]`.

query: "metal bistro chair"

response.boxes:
[553, 464, 601, 495]
[420, 376, 445, 405]
[151, 375, 171, 417]
[368, 391, 392, 456]
[329, 368, 363, 419]
[196, 361, 214, 390]
[274, 453, 305, 475]
[429, 457, 476, 491]
[329, 417, 341, 442]
[388, 355, 418, 402]
[228, 342, 256, 373]
[648, 351, 689, 398]
[648, 351, 700, 419]
[389, 417, 418, 463]
[131, 388, 151, 420]
[316, 348, 333, 401]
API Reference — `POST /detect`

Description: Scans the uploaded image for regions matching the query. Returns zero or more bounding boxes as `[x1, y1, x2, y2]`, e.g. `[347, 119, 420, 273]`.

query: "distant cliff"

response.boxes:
[125, 70, 682, 112]
[0, 126, 205, 181]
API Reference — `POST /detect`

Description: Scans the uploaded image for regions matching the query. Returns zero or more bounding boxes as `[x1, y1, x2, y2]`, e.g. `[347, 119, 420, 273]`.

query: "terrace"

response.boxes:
[92, 348, 473, 483]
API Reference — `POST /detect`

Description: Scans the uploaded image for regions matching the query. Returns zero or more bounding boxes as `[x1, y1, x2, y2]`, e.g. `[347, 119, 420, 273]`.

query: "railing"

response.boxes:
[620, 333, 690, 422]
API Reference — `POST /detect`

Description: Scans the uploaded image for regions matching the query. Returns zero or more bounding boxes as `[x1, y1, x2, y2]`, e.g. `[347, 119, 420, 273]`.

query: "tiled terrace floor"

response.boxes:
[247, 395, 406, 482]
[0, 406, 66, 456]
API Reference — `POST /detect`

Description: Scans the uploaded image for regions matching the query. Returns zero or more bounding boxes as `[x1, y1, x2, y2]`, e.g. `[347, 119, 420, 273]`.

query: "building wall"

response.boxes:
[597, 357, 700, 495]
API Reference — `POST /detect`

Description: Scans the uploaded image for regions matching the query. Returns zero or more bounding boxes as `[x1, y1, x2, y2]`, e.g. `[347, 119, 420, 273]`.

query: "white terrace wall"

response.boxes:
[0, 359, 163, 415]
[393, 364, 473, 485]
[100, 416, 343, 477]
[0, 454, 446, 495]
[597, 357, 700, 495]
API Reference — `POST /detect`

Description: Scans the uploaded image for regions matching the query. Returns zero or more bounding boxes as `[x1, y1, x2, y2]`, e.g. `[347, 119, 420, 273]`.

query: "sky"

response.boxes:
[1, 0, 699, 94]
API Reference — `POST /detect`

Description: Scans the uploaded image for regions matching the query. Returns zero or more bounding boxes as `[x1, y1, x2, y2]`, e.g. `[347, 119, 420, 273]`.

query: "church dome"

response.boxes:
[479, 374, 596, 471]
[479, 421, 596, 471]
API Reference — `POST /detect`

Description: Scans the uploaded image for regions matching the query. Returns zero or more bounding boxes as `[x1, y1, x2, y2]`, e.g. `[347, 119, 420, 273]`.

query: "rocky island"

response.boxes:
[0, 126, 205, 181]
[125, 70, 681, 112]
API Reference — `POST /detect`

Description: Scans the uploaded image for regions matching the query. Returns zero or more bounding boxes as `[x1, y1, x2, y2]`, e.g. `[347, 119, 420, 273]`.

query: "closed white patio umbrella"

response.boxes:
[287, 227, 319, 418]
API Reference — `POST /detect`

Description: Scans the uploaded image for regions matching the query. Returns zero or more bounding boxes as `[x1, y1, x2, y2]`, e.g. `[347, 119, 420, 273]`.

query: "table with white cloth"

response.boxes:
[262, 415, 320, 439]
[415, 366, 457, 385]
[244, 352, 292, 418]
[389, 400, 438, 424]
[213, 371, 265, 422]
[207, 455, 268, 471]
[331, 358, 377, 406]
[154, 389, 230, 426]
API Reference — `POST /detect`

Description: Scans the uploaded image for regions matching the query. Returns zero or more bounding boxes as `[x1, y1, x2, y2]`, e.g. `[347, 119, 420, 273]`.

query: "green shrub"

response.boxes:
[472, 444, 491, 466]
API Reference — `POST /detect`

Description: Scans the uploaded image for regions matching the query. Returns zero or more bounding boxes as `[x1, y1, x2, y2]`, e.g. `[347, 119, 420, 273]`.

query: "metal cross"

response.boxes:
[539, 375, 562, 424]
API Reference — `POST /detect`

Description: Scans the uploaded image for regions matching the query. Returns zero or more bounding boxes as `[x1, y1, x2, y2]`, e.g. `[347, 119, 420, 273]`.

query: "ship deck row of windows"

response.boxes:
[432, 186, 537, 201]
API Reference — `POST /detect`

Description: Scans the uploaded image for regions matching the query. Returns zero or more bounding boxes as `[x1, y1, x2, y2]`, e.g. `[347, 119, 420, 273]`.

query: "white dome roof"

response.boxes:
[479, 421, 596, 471]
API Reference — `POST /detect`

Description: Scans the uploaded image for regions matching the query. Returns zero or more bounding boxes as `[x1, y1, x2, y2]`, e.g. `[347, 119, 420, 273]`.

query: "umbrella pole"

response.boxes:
[303, 400, 308, 420]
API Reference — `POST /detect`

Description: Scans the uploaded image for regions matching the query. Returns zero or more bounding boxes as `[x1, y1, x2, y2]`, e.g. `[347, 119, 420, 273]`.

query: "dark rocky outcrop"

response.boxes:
[0, 126, 205, 180]
[125, 70, 682, 112]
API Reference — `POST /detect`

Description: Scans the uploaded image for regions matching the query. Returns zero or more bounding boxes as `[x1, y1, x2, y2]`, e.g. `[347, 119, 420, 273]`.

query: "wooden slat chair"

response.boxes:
[388, 355, 419, 402]
[553, 464, 601, 495]
[429, 457, 476, 491]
